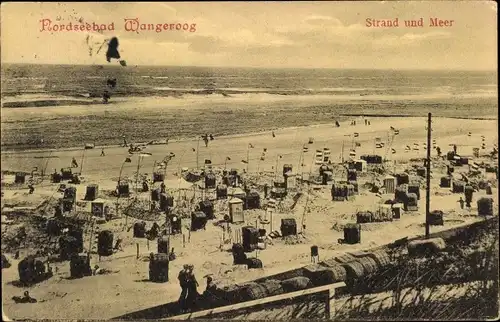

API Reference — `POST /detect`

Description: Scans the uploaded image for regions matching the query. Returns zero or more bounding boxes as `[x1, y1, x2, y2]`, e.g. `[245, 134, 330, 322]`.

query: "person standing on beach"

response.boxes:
[458, 197, 465, 209]
[186, 265, 199, 311]
[101, 148, 105, 156]
[178, 264, 189, 312]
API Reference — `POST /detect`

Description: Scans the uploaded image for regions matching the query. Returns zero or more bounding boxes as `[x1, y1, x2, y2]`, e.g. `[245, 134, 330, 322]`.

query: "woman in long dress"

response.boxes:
[186, 265, 200, 310]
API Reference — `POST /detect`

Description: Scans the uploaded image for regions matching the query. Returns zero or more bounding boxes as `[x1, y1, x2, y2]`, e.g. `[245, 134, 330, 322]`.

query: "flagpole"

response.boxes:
[79, 148, 85, 175]
[117, 158, 127, 228]
[196, 137, 200, 171]
[275, 154, 279, 180]
[302, 152, 315, 232]
[341, 140, 345, 163]
[246, 144, 250, 173]
[150, 160, 156, 208]
[135, 155, 142, 195]
[118, 159, 127, 185]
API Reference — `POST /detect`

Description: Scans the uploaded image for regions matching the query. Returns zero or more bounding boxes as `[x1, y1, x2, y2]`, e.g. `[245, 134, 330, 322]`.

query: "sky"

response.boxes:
[1, 1, 497, 70]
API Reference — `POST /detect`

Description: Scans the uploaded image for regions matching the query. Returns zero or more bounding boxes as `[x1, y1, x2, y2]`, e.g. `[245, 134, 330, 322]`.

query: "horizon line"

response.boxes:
[0, 62, 497, 73]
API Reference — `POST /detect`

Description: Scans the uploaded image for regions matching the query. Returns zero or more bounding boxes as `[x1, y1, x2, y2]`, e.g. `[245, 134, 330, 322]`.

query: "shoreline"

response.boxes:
[1, 115, 497, 155]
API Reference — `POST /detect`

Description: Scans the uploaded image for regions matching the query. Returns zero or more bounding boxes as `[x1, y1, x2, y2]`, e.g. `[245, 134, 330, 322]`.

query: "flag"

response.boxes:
[124, 157, 132, 163]
[394, 130, 399, 135]
[355, 142, 361, 147]
[226, 156, 231, 161]
[248, 143, 254, 148]
[303, 146, 308, 153]
[192, 148, 196, 152]
[468, 132, 472, 137]
[353, 132, 359, 137]
[139, 152, 152, 157]
[278, 154, 282, 159]
[241, 160, 248, 164]
[392, 148, 396, 154]
[205, 159, 212, 164]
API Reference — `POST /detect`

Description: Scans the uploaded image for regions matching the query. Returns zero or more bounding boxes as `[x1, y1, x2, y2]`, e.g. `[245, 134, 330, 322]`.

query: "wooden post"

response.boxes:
[136, 243, 139, 259]
[325, 285, 337, 319]
[188, 229, 191, 243]
[147, 239, 150, 251]
[183, 234, 186, 248]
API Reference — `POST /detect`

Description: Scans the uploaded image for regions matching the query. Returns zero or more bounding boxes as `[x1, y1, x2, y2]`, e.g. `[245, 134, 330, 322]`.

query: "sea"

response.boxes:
[1, 64, 497, 104]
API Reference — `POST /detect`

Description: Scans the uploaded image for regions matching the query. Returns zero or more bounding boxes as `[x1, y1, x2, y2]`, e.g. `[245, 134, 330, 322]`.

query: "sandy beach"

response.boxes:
[1, 115, 498, 320]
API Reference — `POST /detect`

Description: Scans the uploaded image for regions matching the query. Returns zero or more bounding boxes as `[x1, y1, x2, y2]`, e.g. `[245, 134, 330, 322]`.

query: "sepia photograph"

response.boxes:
[1, 1, 498, 320]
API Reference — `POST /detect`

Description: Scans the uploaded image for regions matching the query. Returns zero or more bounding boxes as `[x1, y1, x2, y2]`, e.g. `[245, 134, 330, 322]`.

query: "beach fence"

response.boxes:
[164, 282, 346, 320]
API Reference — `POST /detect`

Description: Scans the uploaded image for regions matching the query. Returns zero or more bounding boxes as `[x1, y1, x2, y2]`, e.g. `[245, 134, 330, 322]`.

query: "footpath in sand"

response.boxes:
[1, 116, 498, 320]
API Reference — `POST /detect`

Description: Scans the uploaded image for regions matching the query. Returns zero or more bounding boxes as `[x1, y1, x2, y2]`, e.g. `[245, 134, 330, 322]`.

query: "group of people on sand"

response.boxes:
[178, 264, 199, 312]
[178, 264, 221, 313]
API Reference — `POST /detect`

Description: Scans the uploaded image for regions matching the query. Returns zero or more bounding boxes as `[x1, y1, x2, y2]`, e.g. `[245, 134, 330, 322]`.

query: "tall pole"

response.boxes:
[135, 156, 142, 195]
[79, 149, 85, 174]
[301, 153, 315, 232]
[196, 137, 200, 171]
[275, 154, 280, 180]
[246, 145, 250, 172]
[425, 113, 432, 238]
[341, 140, 345, 163]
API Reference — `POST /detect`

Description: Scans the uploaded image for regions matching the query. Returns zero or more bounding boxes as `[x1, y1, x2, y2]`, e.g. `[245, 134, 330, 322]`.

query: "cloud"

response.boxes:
[373, 31, 451, 48]
[303, 15, 343, 27]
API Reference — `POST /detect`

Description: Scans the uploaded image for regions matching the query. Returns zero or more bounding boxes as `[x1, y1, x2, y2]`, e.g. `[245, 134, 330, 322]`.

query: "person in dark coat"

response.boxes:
[160, 182, 166, 193]
[186, 265, 199, 310]
[178, 264, 189, 312]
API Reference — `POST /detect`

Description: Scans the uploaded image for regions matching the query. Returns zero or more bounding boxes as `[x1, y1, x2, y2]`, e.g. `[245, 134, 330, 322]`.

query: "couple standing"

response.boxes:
[178, 264, 199, 312]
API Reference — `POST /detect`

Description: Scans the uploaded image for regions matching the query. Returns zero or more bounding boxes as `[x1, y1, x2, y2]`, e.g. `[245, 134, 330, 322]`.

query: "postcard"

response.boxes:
[1, 1, 498, 321]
